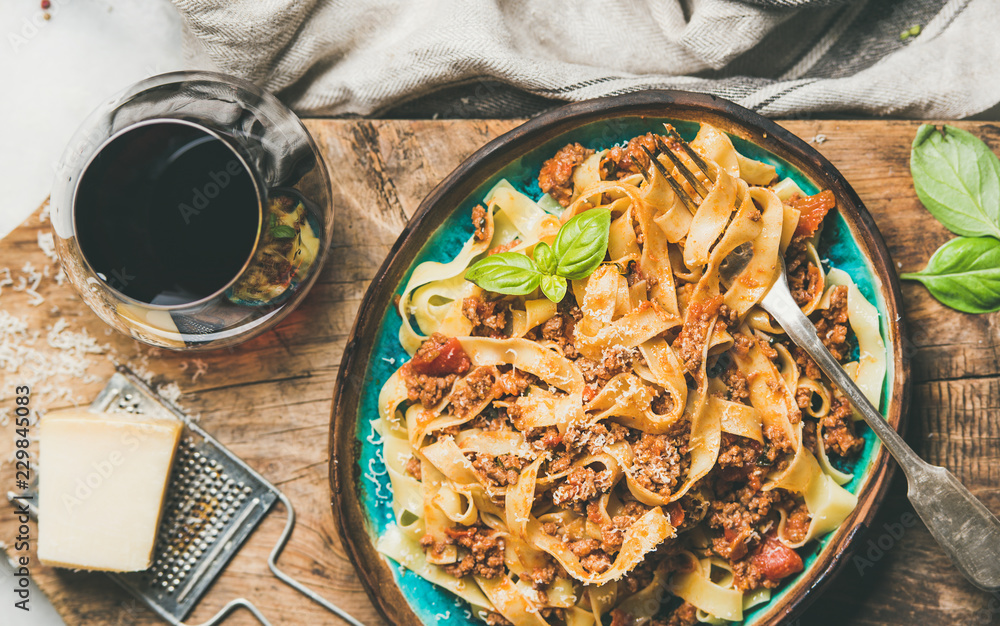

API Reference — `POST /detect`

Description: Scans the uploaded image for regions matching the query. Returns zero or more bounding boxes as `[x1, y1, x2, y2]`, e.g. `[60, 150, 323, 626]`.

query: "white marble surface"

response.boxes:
[0, 0, 187, 239]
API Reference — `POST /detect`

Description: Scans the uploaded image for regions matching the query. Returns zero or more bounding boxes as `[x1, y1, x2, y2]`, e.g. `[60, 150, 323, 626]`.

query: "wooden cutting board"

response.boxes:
[0, 119, 998, 626]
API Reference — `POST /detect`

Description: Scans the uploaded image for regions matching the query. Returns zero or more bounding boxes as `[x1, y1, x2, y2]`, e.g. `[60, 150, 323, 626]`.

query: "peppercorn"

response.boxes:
[41, 0, 51, 9]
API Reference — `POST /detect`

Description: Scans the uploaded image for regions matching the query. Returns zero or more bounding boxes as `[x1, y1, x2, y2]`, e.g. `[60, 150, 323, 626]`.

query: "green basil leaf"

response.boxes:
[533, 241, 557, 275]
[900, 236, 1000, 314]
[553, 208, 611, 280]
[271, 224, 297, 239]
[910, 124, 1000, 238]
[540, 274, 567, 303]
[465, 252, 542, 295]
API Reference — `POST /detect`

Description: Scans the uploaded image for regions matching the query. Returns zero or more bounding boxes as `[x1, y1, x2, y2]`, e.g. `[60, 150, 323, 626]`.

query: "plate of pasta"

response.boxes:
[330, 91, 908, 626]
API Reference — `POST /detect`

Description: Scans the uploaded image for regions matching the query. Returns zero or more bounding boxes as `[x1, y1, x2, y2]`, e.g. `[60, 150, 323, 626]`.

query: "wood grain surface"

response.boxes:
[1, 119, 998, 625]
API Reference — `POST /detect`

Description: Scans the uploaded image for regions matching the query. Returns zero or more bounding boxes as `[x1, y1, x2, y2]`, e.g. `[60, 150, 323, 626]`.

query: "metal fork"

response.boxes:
[649, 134, 1000, 592]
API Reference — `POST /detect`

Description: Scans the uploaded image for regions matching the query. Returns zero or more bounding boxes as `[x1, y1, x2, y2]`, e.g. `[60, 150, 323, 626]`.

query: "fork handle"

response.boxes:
[764, 290, 1000, 592]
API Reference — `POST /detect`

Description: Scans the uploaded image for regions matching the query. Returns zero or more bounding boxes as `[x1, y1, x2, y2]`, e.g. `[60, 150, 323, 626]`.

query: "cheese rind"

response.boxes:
[38, 410, 182, 572]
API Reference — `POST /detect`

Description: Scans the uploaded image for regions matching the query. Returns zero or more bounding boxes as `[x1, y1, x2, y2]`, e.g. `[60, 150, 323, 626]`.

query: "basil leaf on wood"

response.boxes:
[465, 252, 542, 296]
[540, 274, 567, 303]
[900, 236, 1000, 314]
[553, 208, 611, 279]
[910, 124, 1000, 238]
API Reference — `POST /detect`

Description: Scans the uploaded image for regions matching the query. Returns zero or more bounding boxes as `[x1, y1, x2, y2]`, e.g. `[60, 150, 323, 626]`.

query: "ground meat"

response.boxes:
[540, 307, 582, 358]
[552, 466, 613, 507]
[783, 500, 811, 543]
[652, 390, 675, 415]
[462, 296, 508, 338]
[616, 556, 657, 595]
[733, 332, 754, 356]
[802, 420, 818, 454]
[471, 204, 490, 241]
[470, 453, 527, 488]
[401, 368, 458, 408]
[676, 491, 710, 530]
[526, 425, 563, 451]
[419, 533, 452, 562]
[757, 336, 778, 361]
[717, 303, 739, 328]
[568, 538, 601, 557]
[547, 449, 578, 476]
[656, 602, 699, 626]
[449, 366, 497, 418]
[568, 538, 613, 574]
[707, 480, 783, 563]
[793, 345, 822, 380]
[785, 243, 823, 308]
[563, 420, 630, 456]
[723, 363, 749, 403]
[601, 501, 650, 554]
[631, 425, 690, 496]
[401, 333, 471, 407]
[530, 561, 557, 589]
[795, 386, 813, 410]
[583, 346, 639, 383]
[493, 368, 533, 398]
[485, 612, 513, 626]
[605, 132, 666, 179]
[763, 424, 795, 459]
[442, 525, 506, 579]
[823, 395, 864, 457]
[538, 142, 594, 206]
[732, 555, 780, 592]
[404, 456, 421, 480]
[717, 434, 762, 476]
[674, 295, 724, 374]
[467, 406, 510, 431]
[815, 285, 850, 360]
[581, 552, 613, 574]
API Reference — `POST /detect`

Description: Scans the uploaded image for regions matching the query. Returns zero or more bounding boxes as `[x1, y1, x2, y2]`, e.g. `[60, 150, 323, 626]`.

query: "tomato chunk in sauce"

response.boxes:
[791, 190, 836, 240]
[752, 535, 804, 581]
[409, 334, 472, 377]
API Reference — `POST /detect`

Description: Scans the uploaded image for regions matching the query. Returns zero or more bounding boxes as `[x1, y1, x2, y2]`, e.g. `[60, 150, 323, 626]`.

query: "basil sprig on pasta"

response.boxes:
[904, 125, 1000, 313]
[465, 208, 611, 302]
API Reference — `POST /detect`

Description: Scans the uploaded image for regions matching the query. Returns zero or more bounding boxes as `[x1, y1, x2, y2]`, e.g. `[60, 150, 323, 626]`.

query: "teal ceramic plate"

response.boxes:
[330, 91, 909, 626]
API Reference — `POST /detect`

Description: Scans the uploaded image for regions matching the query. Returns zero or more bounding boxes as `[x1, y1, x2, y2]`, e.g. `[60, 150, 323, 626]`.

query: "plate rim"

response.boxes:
[328, 89, 911, 626]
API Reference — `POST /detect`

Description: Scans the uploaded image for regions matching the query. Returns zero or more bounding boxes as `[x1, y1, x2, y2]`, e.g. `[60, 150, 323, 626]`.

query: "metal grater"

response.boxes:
[9, 367, 363, 626]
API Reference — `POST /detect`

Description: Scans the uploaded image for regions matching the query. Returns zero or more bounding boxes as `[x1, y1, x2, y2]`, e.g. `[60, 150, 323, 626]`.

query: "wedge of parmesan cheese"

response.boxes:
[38, 410, 183, 572]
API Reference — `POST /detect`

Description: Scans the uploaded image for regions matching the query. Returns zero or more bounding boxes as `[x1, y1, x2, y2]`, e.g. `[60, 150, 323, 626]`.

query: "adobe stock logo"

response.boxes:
[178, 159, 245, 225]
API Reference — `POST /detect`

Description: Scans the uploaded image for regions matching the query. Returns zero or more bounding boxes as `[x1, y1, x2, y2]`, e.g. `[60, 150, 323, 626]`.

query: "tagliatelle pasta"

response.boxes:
[374, 123, 886, 625]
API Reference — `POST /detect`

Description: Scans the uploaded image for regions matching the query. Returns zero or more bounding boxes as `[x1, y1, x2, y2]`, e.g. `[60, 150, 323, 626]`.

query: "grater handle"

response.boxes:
[181, 598, 273, 626]
[268, 492, 366, 626]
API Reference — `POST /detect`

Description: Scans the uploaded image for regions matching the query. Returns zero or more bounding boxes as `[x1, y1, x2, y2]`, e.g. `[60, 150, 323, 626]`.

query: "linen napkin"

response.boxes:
[170, 0, 1000, 118]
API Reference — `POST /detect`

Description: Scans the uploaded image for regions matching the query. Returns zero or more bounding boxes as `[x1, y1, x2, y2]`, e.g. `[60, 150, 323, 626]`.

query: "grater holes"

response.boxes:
[112, 392, 142, 414]
[144, 439, 255, 598]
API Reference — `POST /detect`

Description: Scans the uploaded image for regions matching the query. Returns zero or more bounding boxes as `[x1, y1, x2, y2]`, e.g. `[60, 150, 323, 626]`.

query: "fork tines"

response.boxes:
[656, 137, 709, 199]
[640, 127, 714, 210]
[662, 126, 715, 184]
[639, 144, 698, 213]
